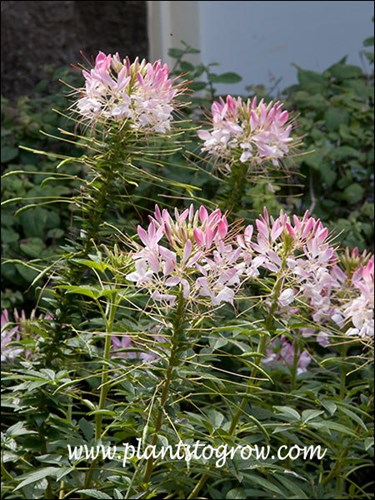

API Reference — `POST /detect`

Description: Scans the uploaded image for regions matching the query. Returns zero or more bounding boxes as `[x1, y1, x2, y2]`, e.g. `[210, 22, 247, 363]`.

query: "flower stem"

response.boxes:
[290, 336, 300, 392]
[188, 271, 285, 499]
[84, 299, 116, 488]
[228, 333, 268, 435]
[339, 344, 348, 400]
[143, 292, 186, 484]
[223, 161, 248, 215]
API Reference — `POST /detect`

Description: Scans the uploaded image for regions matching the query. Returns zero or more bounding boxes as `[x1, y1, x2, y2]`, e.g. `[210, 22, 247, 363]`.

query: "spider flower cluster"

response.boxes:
[1, 309, 22, 362]
[262, 335, 312, 375]
[197, 95, 296, 170]
[340, 257, 374, 338]
[1, 309, 52, 362]
[126, 204, 373, 341]
[126, 205, 244, 308]
[239, 209, 374, 340]
[76, 52, 181, 133]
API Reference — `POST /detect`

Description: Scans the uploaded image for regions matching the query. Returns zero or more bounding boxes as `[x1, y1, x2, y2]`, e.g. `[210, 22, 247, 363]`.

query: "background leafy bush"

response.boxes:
[1, 67, 83, 310]
[284, 35, 374, 251]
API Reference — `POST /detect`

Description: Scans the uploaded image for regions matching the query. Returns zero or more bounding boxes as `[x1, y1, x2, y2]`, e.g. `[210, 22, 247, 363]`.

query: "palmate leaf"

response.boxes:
[14, 467, 60, 491]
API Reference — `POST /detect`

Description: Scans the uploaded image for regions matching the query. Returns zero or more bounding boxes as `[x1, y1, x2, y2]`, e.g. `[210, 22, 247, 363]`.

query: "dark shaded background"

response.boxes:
[1, 0, 148, 98]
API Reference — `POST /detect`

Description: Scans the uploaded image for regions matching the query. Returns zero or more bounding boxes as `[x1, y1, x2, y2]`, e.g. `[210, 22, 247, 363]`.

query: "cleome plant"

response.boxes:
[1, 47, 374, 500]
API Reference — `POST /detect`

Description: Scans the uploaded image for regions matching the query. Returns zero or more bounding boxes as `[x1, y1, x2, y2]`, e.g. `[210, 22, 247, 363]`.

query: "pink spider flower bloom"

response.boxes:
[76, 51, 181, 133]
[1, 309, 22, 362]
[239, 209, 343, 325]
[111, 333, 167, 362]
[342, 256, 374, 339]
[197, 95, 296, 169]
[262, 335, 311, 375]
[126, 204, 244, 308]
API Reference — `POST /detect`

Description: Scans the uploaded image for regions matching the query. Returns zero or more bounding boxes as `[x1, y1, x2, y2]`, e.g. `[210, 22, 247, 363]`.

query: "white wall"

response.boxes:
[148, 1, 374, 95]
[199, 1, 374, 94]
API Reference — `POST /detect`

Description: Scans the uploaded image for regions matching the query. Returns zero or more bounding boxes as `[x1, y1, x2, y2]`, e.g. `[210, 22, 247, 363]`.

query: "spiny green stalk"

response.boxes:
[223, 161, 248, 216]
[143, 291, 186, 484]
[45, 135, 131, 362]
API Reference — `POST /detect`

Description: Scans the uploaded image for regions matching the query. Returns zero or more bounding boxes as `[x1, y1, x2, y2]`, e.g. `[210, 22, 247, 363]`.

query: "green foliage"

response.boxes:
[1, 67, 83, 309]
[284, 43, 374, 250]
[1, 36, 374, 500]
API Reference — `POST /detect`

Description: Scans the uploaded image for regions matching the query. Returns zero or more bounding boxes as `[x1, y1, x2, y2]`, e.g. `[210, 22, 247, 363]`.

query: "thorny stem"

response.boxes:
[223, 161, 248, 216]
[143, 291, 186, 484]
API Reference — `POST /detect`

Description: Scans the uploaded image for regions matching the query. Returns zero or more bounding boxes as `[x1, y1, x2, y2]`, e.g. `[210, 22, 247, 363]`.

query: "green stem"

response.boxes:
[188, 267, 286, 499]
[290, 336, 300, 392]
[143, 292, 186, 484]
[230, 271, 285, 431]
[223, 162, 248, 215]
[188, 474, 209, 500]
[339, 344, 348, 400]
[228, 333, 268, 435]
[95, 332, 113, 440]
[84, 299, 117, 488]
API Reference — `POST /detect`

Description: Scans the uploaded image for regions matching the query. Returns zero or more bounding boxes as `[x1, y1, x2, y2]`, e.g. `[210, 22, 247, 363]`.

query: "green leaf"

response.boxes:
[324, 107, 349, 132]
[274, 406, 301, 421]
[321, 400, 337, 416]
[19, 208, 49, 238]
[342, 183, 365, 204]
[328, 62, 363, 80]
[241, 473, 284, 496]
[294, 65, 326, 92]
[275, 473, 308, 498]
[189, 81, 207, 92]
[206, 409, 225, 431]
[20, 238, 46, 258]
[79, 417, 94, 441]
[364, 437, 374, 451]
[320, 164, 337, 187]
[301, 409, 324, 423]
[75, 489, 113, 499]
[168, 48, 185, 58]
[1, 227, 19, 244]
[59, 285, 104, 300]
[14, 262, 39, 283]
[310, 421, 359, 437]
[180, 61, 195, 73]
[336, 404, 368, 431]
[14, 467, 60, 491]
[208, 72, 242, 84]
[363, 36, 374, 47]
[72, 258, 107, 273]
[6, 422, 37, 437]
[1, 146, 19, 163]
[226, 488, 248, 499]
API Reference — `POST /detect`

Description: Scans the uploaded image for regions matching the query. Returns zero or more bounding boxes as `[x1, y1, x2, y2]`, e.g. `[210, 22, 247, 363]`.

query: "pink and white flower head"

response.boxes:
[111, 329, 167, 363]
[76, 52, 182, 133]
[238, 208, 344, 328]
[262, 335, 311, 375]
[342, 256, 374, 339]
[126, 204, 244, 308]
[197, 95, 298, 171]
[1, 309, 22, 362]
[1, 308, 53, 362]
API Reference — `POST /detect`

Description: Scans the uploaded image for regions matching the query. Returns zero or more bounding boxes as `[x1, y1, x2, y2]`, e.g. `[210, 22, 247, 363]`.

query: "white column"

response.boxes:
[147, 1, 202, 66]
